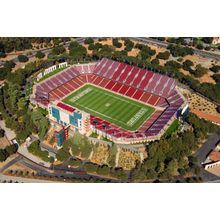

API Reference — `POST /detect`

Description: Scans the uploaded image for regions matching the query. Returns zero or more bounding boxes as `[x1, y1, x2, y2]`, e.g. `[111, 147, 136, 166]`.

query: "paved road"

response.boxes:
[200, 169, 219, 182]
[20, 156, 123, 183]
[131, 37, 220, 61]
[0, 173, 55, 183]
[0, 120, 16, 141]
[208, 178, 220, 183]
[195, 133, 220, 164]
[0, 155, 22, 173]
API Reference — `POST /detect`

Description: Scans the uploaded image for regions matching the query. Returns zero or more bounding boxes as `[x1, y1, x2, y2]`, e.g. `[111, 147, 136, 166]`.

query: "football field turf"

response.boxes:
[62, 84, 155, 131]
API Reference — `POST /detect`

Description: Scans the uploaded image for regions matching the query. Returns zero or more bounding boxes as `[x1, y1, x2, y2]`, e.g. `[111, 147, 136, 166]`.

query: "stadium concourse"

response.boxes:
[31, 58, 187, 144]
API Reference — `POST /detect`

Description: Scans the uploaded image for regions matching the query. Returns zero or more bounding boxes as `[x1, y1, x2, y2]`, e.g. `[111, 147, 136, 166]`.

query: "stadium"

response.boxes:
[31, 58, 188, 145]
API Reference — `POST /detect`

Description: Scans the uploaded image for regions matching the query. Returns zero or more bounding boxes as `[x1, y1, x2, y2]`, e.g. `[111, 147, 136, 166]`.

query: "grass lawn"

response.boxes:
[163, 119, 180, 138]
[38, 66, 68, 82]
[62, 84, 155, 131]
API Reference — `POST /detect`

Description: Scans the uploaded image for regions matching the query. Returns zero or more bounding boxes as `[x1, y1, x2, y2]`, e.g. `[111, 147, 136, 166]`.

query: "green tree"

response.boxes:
[17, 97, 27, 110]
[69, 42, 87, 61]
[3, 61, 16, 70]
[182, 59, 194, 71]
[124, 38, 134, 51]
[0, 128, 5, 137]
[156, 51, 170, 60]
[96, 165, 110, 176]
[0, 149, 8, 162]
[84, 38, 94, 44]
[194, 64, 208, 77]
[18, 55, 29, 63]
[112, 38, 122, 48]
[68, 159, 81, 167]
[35, 51, 45, 59]
[31, 109, 49, 139]
[151, 58, 159, 66]
[5, 144, 18, 155]
[202, 37, 213, 44]
[51, 45, 66, 55]
[56, 147, 71, 162]
[84, 163, 98, 173]
[210, 65, 220, 73]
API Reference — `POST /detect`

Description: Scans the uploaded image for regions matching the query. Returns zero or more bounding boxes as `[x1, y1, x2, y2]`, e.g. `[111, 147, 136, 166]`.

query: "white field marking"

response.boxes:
[126, 108, 147, 126]
[71, 85, 151, 109]
[69, 85, 153, 128]
[69, 87, 93, 102]
[74, 103, 131, 126]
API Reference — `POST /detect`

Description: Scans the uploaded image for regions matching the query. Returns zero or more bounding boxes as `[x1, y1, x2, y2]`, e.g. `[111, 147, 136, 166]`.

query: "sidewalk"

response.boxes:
[0, 120, 16, 142]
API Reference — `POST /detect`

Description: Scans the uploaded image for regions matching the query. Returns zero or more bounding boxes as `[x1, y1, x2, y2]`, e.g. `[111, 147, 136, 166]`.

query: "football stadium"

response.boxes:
[32, 58, 188, 144]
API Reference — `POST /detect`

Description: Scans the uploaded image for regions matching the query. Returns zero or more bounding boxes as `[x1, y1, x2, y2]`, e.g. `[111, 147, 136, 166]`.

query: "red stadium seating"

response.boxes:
[34, 58, 183, 140]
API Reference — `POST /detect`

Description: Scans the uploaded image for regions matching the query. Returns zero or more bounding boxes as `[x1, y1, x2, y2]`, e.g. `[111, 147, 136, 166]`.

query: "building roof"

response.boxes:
[57, 102, 75, 113]
[209, 150, 220, 161]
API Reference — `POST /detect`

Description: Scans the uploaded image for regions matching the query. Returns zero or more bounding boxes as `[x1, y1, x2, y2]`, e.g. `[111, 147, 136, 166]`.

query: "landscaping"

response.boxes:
[163, 119, 180, 138]
[28, 140, 54, 163]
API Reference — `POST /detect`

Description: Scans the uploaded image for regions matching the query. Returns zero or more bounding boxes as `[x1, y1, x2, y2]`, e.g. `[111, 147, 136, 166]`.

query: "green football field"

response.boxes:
[62, 84, 155, 131]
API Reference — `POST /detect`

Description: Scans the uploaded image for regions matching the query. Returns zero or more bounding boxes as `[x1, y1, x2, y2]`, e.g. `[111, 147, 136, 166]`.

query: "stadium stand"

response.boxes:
[32, 58, 186, 142]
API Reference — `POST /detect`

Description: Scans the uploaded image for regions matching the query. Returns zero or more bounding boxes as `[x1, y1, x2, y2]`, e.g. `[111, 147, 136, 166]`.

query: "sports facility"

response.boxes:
[62, 84, 155, 131]
[33, 57, 187, 143]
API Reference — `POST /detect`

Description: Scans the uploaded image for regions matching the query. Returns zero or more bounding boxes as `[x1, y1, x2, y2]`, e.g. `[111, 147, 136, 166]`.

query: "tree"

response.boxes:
[56, 147, 71, 162]
[68, 159, 81, 167]
[0, 67, 9, 80]
[31, 109, 49, 139]
[51, 45, 66, 55]
[151, 58, 159, 66]
[84, 37, 94, 44]
[156, 51, 170, 60]
[210, 65, 220, 73]
[202, 37, 213, 44]
[16, 129, 30, 142]
[5, 144, 18, 155]
[138, 45, 156, 60]
[0, 149, 8, 162]
[112, 38, 122, 48]
[17, 97, 27, 111]
[217, 106, 220, 113]
[17, 55, 29, 63]
[84, 163, 98, 173]
[0, 41, 6, 58]
[182, 59, 194, 71]
[166, 160, 178, 176]
[165, 60, 181, 70]
[194, 64, 208, 77]
[68, 42, 87, 61]
[0, 128, 5, 137]
[3, 61, 16, 70]
[124, 38, 134, 51]
[96, 165, 110, 176]
[35, 51, 45, 59]
[212, 74, 220, 84]
[167, 44, 194, 57]
[196, 44, 204, 50]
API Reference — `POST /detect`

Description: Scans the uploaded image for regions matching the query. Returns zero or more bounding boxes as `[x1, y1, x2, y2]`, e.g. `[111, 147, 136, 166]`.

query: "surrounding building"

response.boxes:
[36, 61, 68, 81]
[204, 141, 220, 170]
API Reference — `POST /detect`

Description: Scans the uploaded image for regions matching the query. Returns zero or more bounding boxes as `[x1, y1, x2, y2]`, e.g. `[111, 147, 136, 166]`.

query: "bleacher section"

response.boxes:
[33, 58, 185, 141]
